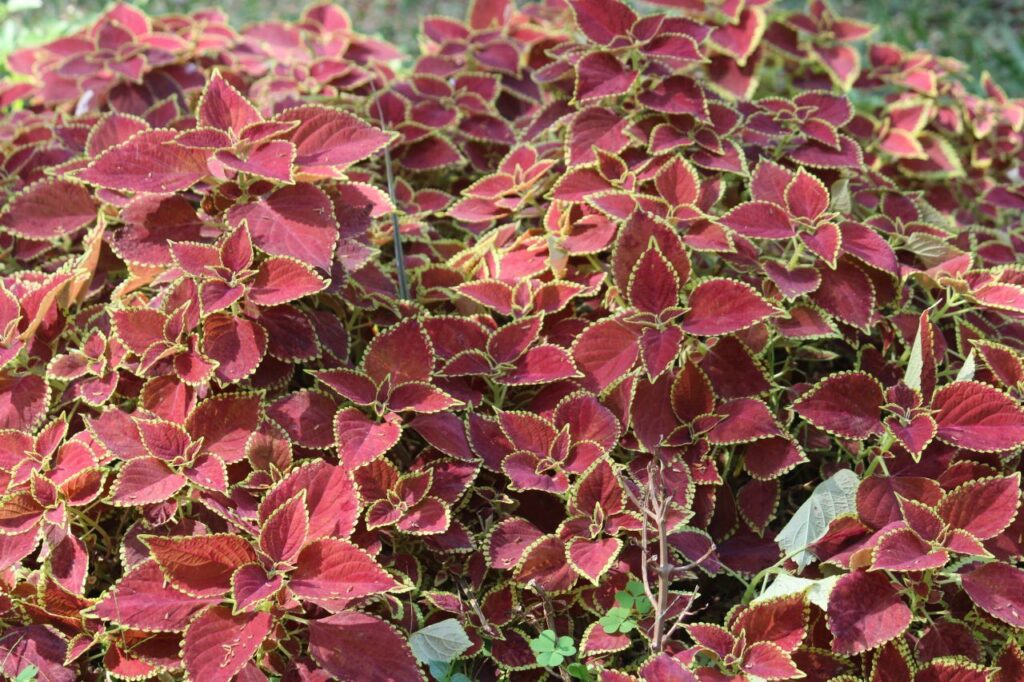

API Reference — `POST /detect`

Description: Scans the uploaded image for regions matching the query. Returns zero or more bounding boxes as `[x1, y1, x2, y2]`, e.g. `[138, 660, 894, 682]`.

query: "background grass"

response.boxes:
[3, 0, 1024, 95]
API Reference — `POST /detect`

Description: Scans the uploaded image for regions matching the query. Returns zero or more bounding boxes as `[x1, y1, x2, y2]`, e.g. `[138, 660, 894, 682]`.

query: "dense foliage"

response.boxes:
[0, 0, 1023, 679]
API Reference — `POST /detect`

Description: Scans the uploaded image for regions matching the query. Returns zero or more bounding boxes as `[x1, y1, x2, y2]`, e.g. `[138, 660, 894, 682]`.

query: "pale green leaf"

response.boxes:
[755, 573, 841, 611]
[775, 469, 860, 571]
[956, 350, 976, 382]
[410, 619, 473, 665]
[905, 324, 924, 391]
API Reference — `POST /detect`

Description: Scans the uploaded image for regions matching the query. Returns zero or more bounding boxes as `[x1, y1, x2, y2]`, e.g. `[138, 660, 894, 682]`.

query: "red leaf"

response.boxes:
[628, 246, 680, 314]
[93, 560, 218, 630]
[720, 201, 794, 239]
[811, 259, 875, 330]
[572, 318, 641, 391]
[0, 626, 73, 682]
[569, 0, 637, 45]
[309, 612, 420, 681]
[197, 71, 261, 135]
[742, 642, 801, 679]
[793, 372, 884, 439]
[708, 398, 781, 444]
[335, 407, 402, 469]
[110, 457, 185, 506]
[962, 561, 1024, 627]
[730, 593, 807, 651]
[514, 535, 577, 592]
[78, 129, 210, 193]
[115, 194, 204, 265]
[938, 474, 1021, 541]
[0, 178, 96, 239]
[932, 381, 1024, 452]
[259, 461, 358, 541]
[227, 183, 338, 271]
[575, 52, 637, 102]
[183, 607, 271, 682]
[363, 318, 434, 386]
[232, 564, 282, 613]
[827, 571, 911, 655]
[638, 76, 706, 116]
[683, 279, 777, 336]
[567, 537, 622, 583]
[259, 491, 308, 564]
[290, 538, 400, 610]
[0, 373, 49, 430]
[267, 389, 338, 449]
[145, 534, 257, 598]
[249, 257, 327, 305]
[871, 527, 948, 571]
[488, 517, 544, 570]
[785, 169, 829, 219]
[187, 394, 262, 464]
[387, 382, 461, 412]
[501, 344, 578, 385]
[216, 140, 296, 183]
[743, 436, 807, 480]
[202, 314, 266, 384]
[277, 105, 393, 175]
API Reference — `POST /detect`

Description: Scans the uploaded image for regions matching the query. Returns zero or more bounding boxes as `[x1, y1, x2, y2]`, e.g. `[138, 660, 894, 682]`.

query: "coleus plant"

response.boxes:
[0, 0, 1023, 680]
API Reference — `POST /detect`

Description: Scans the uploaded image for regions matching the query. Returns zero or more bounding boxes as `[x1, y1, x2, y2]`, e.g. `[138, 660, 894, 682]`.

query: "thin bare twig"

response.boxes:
[369, 83, 409, 300]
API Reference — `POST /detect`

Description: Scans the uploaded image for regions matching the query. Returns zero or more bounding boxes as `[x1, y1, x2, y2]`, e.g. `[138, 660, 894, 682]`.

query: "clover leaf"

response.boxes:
[529, 629, 577, 668]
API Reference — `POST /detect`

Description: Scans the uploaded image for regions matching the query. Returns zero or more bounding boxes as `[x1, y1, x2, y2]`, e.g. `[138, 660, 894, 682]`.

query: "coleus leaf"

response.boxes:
[575, 52, 637, 102]
[0, 178, 96, 240]
[289, 538, 401, 610]
[276, 105, 394, 176]
[259, 460, 358, 541]
[309, 611, 421, 681]
[109, 457, 185, 506]
[569, 0, 637, 46]
[248, 257, 328, 306]
[567, 537, 623, 584]
[183, 607, 272, 682]
[92, 560, 218, 630]
[77, 129, 210, 193]
[197, 70, 262, 136]
[961, 561, 1024, 628]
[259, 490, 309, 564]
[931, 381, 1024, 452]
[144, 534, 257, 597]
[682, 278, 778, 336]
[827, 570, 911, 655]
[227, 184, 339, 271]
[335, 407, 402, 469]
[793, 372, 884, 439]
[871, 527, 948, 571]
[938, 474, 1020, 541]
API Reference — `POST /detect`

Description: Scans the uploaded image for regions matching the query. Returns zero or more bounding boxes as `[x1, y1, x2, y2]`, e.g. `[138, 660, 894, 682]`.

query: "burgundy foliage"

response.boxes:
[0, 0, 1023, 679]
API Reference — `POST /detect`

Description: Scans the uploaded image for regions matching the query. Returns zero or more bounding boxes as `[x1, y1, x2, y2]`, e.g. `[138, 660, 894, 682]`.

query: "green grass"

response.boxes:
[3, 0, 1023, 95]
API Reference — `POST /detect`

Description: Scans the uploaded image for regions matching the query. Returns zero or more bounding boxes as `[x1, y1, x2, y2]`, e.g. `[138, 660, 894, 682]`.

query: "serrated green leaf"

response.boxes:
[410, 619, 473, 665]
[775, 469, 860, 571]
